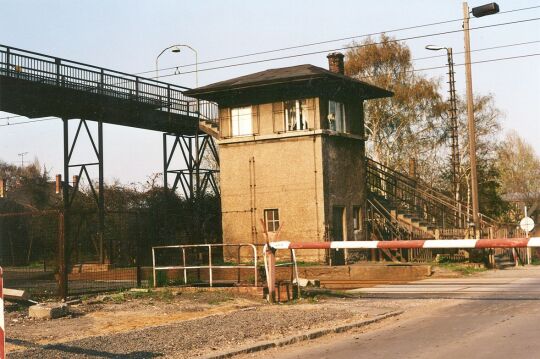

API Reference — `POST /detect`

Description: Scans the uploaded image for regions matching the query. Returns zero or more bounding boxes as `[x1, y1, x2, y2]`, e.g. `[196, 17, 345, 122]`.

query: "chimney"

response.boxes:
[327, 52, 345, 75]
[56, 174, 62, 194]
[72, 175, 79, 188]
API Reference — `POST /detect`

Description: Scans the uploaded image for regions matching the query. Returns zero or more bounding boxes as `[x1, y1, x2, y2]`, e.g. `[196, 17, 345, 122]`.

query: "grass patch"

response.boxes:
[438, 263, 487, 276]
[299, 288, 357, 300]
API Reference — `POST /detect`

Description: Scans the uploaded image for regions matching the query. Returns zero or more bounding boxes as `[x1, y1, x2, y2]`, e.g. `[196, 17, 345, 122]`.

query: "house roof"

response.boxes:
[184, 64, 393, 104]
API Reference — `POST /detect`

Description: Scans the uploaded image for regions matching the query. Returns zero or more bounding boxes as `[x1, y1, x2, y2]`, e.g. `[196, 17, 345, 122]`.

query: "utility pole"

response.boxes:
[463, 2, 480, 231]
[462, 1, 500, 232]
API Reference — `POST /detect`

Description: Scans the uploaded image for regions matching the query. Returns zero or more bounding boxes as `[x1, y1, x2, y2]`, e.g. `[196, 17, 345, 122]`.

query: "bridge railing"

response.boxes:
[0, 44, 218, 123]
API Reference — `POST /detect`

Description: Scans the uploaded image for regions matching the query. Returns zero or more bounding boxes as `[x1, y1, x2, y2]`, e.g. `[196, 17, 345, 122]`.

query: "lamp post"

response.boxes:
[155, 44, 198, 87]
[462, 2, 499, 232]
[425, 45, 461, 222]
[156, 44, 202, 203]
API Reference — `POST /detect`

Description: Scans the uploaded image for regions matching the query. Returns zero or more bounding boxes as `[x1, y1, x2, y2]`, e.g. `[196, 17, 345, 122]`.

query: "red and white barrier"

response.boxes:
[0, 267, 4, 359]
[263, 238, 540, 302]
[269, 237, 540, 250]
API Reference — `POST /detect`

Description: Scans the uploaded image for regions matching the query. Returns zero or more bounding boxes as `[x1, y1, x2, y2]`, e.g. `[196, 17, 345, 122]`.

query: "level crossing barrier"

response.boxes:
[263, 238, 540, 302]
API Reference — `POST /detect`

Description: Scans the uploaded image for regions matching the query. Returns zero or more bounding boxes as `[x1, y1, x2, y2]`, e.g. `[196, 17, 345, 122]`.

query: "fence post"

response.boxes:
[208, 245, 213, 287]
[99, 68, 104, 94]
[152, 247, 157, 288]
[167, 85, 171, 114]
[0, 267, 4, 359]
[135, 212, 142, 288]
[5, 47, 10, 74]
[55, 58, 61, 87]
[58, 212, 68, 299]
[135, 76, 139, 101]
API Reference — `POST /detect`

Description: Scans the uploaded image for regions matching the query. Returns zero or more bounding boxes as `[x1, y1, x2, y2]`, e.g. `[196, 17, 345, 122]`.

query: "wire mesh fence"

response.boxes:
[0, 211, 59, 297]
[0, 206, 221, 298]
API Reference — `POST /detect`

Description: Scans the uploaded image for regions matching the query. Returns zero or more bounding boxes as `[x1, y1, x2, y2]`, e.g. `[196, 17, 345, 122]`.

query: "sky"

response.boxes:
[0, 0, 539, 185]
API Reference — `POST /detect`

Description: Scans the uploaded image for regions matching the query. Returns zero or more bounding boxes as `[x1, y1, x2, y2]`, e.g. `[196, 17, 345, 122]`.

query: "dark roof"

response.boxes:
[184, 64, 393, 104]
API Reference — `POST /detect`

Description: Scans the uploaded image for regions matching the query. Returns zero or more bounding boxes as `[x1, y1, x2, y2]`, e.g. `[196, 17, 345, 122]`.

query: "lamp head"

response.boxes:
[425, 45, 445, 51]
[472, 3, 499, 17]
[171, 46, 181, 53]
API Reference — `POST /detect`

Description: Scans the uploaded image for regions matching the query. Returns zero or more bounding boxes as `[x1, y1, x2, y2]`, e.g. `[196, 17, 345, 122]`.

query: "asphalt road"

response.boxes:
[245, 267, 540, 359]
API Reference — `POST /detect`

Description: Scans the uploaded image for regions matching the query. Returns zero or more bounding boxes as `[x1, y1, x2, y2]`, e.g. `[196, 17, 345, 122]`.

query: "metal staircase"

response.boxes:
[366, 158, 499, 242]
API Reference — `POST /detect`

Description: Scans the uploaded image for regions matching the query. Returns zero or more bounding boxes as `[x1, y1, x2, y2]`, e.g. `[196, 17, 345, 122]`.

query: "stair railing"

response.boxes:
[366, 158, 497, 230]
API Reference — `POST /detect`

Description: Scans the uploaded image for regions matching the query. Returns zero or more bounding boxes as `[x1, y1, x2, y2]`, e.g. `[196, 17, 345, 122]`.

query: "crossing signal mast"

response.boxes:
[425, 46, 460, 213]
[17, 152, 28, 167]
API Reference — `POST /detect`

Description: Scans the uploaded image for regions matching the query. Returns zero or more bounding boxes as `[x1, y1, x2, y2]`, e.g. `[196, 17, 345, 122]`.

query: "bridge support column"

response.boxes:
[60, 118, 106, 297]
[162, 133, 219, 199]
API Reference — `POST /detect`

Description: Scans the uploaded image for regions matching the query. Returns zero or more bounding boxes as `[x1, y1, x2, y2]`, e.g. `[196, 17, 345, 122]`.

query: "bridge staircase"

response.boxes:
[198, 118, 219, 138]
[365, 158, 503, 261]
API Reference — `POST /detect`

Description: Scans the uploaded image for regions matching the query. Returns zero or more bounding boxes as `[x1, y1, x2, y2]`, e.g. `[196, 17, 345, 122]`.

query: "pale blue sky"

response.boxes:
[1, 0, 539, 184]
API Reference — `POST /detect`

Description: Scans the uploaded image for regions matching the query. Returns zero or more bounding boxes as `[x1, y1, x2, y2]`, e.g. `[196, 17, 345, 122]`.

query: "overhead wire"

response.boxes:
[1, 7, 539, 125]
[2, 48, 540, 126]
[0, 117, 57, 127]
[1, 51, 539, 129]
[154, 17, 540, 78]
[413, 40, 540, 61]
[143, 4, 540, 75]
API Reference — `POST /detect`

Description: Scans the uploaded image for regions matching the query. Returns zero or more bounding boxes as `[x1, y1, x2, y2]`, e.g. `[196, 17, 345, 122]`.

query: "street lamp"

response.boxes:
[462, 2, 499, 232]
[155, 44, 199, 87]
[156, 44, 201, 200]
[425, 45, 461, 214]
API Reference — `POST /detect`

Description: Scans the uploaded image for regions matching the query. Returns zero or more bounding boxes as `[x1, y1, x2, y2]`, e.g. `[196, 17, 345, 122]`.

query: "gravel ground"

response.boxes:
[7, 296, 404, 359]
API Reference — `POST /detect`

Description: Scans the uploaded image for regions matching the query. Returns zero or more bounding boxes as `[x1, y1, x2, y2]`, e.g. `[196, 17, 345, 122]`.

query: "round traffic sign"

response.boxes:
[520, 217, 535, 233]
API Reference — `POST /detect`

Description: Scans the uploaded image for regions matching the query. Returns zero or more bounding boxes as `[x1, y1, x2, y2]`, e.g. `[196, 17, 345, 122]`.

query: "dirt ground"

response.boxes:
[5, 264, 481, 358]
[6, 289, 262, 351]
[4, 286, 438, 358]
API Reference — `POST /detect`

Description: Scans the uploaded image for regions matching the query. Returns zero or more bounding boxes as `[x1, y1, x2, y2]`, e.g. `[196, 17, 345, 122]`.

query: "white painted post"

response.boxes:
[252, 245, 258, 288]
[182, 248, 187, 285]
[152, 248, 157, 288]
[208, 245, 213, 287]
[267, 248, 276, 303]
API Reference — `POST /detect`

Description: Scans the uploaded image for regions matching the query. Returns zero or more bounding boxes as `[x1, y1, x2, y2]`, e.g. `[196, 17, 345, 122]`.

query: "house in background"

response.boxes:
[186, 53, 392, 262]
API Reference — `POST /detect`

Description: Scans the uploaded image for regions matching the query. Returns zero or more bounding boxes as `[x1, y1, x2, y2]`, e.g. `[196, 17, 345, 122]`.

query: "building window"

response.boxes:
[231, 106, 252, 136]
[264, 209, 280, 232]
[328, 100, 346, 132]
[353, 206, 362, 231]
[284, 100, 309, 131]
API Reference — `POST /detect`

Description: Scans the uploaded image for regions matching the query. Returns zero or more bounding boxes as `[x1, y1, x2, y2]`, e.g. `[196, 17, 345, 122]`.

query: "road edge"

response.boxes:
[201, 310, 404, 359]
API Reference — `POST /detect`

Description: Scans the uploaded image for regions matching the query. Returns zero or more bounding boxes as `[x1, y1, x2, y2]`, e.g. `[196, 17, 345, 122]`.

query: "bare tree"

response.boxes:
[496, 130, 540, 221]
[345, 34, 446, 180]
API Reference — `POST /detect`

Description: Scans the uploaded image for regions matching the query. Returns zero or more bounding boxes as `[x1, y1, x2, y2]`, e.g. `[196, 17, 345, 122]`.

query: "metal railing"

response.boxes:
[366, 158, 498, 230]
[151, 244, 258, 288]
[0, 44, 218, 124]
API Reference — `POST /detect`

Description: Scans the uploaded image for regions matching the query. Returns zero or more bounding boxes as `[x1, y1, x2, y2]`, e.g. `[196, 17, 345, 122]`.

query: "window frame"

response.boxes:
[231, 106, 253, 137]
[284, 99, 310, 132]
[264, 208, 280, 233]
[353, 206, 362, 231]
[328, 100, 347, 133]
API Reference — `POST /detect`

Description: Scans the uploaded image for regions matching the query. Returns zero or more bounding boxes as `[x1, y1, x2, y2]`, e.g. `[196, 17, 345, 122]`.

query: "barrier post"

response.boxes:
[0, 267, 4, 359]
[266, 248, 276, 303]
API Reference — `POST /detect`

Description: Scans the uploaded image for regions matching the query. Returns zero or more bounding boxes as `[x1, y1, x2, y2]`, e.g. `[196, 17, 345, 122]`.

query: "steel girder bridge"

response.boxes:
[0, 44, 219, 295]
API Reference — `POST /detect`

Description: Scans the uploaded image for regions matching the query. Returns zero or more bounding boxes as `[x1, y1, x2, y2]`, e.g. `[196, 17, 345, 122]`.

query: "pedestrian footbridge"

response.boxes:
[0, 44, 217, 133]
